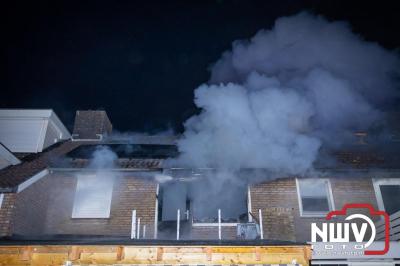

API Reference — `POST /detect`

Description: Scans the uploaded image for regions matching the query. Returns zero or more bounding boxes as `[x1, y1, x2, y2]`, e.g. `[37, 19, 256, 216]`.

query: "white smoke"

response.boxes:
[106, 130, 177, 145]
[175, 12, 399, 176]
[88, 145, 118, 169]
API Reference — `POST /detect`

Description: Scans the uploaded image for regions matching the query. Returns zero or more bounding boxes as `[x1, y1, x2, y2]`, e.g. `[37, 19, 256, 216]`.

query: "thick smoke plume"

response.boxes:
[175, 12, 399, 176]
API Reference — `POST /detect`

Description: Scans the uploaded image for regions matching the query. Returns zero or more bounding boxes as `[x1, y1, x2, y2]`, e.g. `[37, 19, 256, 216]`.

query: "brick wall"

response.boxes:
[0, 193, 16, 236]
[12, 176, 51, 235]
[12, 172, 157, 238]
[250, 178, 297, 242]
[294, 177, 379, 242]
[8, 172, 382, 242]
[250, 177, 379, 242]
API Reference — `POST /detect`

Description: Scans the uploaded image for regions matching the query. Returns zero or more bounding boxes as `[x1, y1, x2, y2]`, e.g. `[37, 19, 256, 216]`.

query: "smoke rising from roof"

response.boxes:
[175, 12, 399, 176]
[88, 146, 118, 169]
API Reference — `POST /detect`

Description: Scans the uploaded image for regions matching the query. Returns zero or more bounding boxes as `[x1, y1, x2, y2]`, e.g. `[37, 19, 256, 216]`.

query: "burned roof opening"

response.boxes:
[66, 144, 179, 159]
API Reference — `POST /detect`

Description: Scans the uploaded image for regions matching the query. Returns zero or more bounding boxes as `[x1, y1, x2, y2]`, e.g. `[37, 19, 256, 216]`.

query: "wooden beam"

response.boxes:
[255, 246, 261, 261]
[304, 246, 312, 262]
[116, 246, 124, 261]
[204, 247, 212, 261]
[20, 246, 32, 261]
[156, 247, 163, 261]
[69, 246, 81, 261]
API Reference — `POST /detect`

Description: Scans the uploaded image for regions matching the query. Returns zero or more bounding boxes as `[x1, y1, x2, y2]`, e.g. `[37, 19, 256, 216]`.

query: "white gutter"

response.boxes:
[71, 134, 103, 142]
[247, 186, 252, 222]
[131, 210, 136, 239]
[17, 169, 49, 193]
[176, 209, 180, 240]
[258, 209, 264, 239]
[154, 184, 159, 239]
[218, 209, 221, 240]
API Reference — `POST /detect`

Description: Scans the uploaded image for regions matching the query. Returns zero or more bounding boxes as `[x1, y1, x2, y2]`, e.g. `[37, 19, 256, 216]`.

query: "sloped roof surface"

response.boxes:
[0, 141, 80, 191]
[0, 142, 175, 191]
[2, 138, 400, 191]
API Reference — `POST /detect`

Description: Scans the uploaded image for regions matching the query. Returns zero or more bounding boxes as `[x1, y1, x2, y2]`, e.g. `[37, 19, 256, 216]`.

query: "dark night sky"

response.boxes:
[2, 0, 400, 132]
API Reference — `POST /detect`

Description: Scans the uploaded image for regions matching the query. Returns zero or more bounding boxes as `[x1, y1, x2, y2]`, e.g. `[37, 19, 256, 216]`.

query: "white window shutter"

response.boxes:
[72, 174, 113, 218]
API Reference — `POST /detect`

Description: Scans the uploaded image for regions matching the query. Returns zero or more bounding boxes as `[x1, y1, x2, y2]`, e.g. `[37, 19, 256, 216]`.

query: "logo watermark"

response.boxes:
[311, 203, 390, 255]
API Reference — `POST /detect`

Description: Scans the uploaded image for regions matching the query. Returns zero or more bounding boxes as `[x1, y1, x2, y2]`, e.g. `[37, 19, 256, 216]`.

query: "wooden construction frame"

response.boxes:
[0, 244, 311, 265]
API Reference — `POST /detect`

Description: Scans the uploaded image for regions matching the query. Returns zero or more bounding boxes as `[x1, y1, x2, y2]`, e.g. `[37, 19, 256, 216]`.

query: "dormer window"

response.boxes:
[296, 178, 334, 217]
[72, 174, 114, 218]
[373, 178, 400, 215]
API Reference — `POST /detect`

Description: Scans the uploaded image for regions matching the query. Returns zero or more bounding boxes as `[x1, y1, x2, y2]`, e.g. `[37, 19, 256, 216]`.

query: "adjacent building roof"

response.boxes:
[0, 109, 71, 153]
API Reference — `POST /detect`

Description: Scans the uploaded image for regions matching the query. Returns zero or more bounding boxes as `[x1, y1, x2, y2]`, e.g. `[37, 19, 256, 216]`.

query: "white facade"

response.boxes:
[0, 143, 20, 170]
[0, 109, 71, 153]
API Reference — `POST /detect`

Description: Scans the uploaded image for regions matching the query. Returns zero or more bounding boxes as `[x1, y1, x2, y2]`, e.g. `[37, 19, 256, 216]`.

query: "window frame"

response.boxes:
[372, 178, 400, 215]
[296, 178, 335, 217]
[190, 185, 251, 227]
[0, 193, 4, 209]
[71, 174, 114, 219]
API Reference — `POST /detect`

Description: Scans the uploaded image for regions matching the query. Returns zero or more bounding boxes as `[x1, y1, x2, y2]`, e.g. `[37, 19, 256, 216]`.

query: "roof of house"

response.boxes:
[1, 136, 400, 192]
[0, 141, 177, 192]
[317, 143, 400, 170]
[0, 140, 80, 192]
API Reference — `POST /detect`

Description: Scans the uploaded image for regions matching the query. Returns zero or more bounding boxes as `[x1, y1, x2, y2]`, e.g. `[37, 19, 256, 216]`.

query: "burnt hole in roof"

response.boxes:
[66, 144, 179, 159]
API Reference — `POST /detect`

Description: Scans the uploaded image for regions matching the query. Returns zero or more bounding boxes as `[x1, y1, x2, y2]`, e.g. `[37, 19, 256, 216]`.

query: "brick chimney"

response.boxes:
[72, 110, 112, 140]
